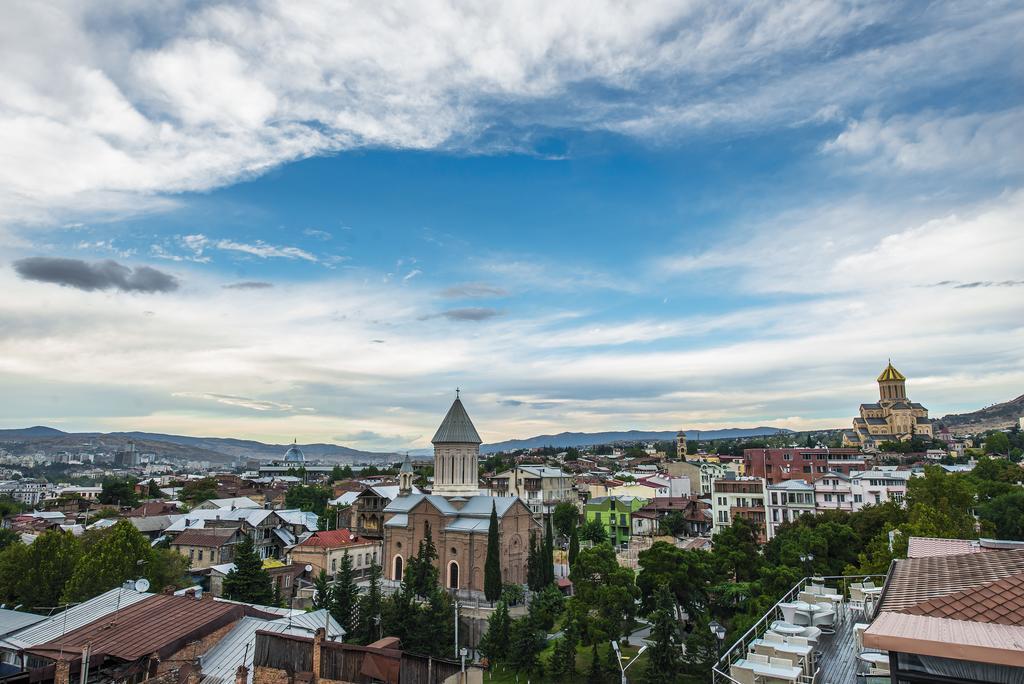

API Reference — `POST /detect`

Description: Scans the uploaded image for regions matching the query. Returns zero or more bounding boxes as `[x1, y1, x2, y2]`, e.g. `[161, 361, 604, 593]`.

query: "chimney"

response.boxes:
[312, 628, 324, 682]
[234, 665, 248, 684]
[54, 660, 70, 684]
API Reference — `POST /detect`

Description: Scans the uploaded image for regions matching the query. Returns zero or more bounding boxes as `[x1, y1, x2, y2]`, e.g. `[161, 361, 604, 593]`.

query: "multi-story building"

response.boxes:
[584, 495, 647, 547]
[744, 448, 866, 484]
[711, 477, 766, 542]
[843, 361, 935, 448]
[488, 465, 576, 518]
[169, 527, 244, 570]
[814, 467, 912, 512]
[351, 483, 422, 539]
[765, 479, 816, 540]
[0, 480, 51, 506]
[698, 461, 731, 495]
[631, 496, 711, 537]
[288, 528, 382, 580]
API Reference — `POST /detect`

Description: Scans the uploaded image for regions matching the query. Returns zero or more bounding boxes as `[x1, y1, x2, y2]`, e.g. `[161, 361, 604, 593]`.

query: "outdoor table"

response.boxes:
[859, 652, 890, 666]
[770, 621, 806, 636]
[736, 658, 803, 682]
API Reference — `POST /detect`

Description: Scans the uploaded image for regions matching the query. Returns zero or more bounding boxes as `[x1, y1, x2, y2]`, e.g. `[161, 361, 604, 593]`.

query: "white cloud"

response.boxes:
[1, 1, 1019, 225]
[822, 108, 1024, 174]
[214, 239, 318, 262]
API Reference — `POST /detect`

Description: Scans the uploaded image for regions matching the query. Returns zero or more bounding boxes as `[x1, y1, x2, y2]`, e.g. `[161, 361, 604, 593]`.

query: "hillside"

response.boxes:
[0, 428, 401, 464]
[480, 427, 793, 454]
[939, 394, 1024, 433]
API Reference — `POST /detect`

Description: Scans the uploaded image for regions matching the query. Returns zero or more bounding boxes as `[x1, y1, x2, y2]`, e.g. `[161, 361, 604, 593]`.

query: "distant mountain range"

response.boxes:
[480, 427, 793, 454]
[0, 427, 400, 464]
[939, 394, 1024, 432]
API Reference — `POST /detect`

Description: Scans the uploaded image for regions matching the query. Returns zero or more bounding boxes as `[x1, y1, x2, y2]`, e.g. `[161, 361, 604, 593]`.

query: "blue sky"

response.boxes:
[1, 2, 1022, 449]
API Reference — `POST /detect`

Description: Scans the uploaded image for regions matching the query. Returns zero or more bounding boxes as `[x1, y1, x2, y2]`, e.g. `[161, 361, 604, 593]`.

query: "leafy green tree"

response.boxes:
[312, 569, 333, 610]
[641, 583, 683, 684]
[681, 615, 719, 684]
[548, 605, 580, 681]
[553, 502, 579, 537]
[478, 600, 512, 663]
[0, 528, 19, 551]
[331, 464, 354, 481]
[658, 511, 688, 537]
[569, 524, 580, 568]
[710, 517, 761, 581]
[285, 485, 333, 517]
[99, 477, 139, 507]
[0, 497, 23, 517]
[147, 547, 189, 592]
[331, 552, 359, 636]
[985, 431, 1012, 455]
[484, 502, 502, 602]
[146, 479, 166, 498]
[636, 542, 710, 615]
[180, 478, 219, 504]
[979, 492, 1024, 540]
[906, 466, 976, 538]
[62, 521, 149, 601]
[501, 582, 525, 606]
[0, 542, 29, 606]
[508, 616, 546, 677]
[580, 517, 607, 545]
[13, 530, 82, 611]
[221, 535, 274, 605]
[528, 583, 565, 631]
[569, 544, 639, 644]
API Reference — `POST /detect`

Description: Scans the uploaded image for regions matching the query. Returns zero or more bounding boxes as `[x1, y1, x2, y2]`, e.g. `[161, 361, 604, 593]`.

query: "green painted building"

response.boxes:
[584, 495, 647, 546]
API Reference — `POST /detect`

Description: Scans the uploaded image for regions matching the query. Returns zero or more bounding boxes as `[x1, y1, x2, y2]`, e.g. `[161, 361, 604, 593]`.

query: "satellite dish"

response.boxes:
[134, 578, 151, 593]
[304, 565, 313, 573]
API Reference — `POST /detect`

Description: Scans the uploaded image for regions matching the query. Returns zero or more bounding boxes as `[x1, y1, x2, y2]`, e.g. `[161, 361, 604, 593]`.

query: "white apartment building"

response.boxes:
[699, 462, 731, 495]
[711, 476, 766, 541]
[814, 467, 911, 512]
[765, 479, 816, 540]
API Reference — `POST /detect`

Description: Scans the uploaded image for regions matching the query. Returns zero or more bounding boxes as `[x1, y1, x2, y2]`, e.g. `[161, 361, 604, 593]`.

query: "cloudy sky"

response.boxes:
[2, 1, 1022, 450]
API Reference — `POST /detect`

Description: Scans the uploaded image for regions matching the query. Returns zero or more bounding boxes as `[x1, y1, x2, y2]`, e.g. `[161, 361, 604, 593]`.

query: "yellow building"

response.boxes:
[843, 362, 934, 449]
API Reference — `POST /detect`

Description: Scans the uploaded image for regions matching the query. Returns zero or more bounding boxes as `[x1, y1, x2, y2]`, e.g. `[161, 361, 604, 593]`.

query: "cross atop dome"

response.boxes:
[877, 360, 907, 383]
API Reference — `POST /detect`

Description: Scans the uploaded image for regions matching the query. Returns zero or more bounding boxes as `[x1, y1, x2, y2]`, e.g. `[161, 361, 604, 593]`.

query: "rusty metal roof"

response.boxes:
[26, 594, 242, 664]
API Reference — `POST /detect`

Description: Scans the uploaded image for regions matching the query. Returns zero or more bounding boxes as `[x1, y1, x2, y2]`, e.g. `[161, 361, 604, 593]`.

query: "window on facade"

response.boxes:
[594, 512, 602, 523]
[824, 494, 833, 502]
[803, 466, 811, 473]
[765, 464, 773, 473]
[783, 454, 792, 461]
[198, 550, 203, 561]
[874, 493, 881, 504]
[838, 495, 846, 503]
[854, 494, 863, 503]
[332, 559, 337, 572]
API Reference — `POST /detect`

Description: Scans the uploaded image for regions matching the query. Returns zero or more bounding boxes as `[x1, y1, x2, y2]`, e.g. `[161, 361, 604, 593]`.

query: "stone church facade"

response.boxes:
[381, 394, 540, 592]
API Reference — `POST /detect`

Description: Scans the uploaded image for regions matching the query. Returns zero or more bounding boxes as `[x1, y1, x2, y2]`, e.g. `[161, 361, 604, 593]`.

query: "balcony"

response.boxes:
[712, 574, 887, 684]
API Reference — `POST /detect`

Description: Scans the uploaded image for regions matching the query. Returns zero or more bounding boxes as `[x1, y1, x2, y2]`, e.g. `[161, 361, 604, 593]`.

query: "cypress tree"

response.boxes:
[331, 552, 359, 636]
[641, 583, 684, 684]
[479, 600, 511, 663]
[355, 560, 384, 644]
[221, 535, 274, 606]
[543, 515, 555, 585]
[526, 530, 541, 591]
[568, 524, 580, 569]
[586, 643, 604, 684]
[312, 569, 333, 610]
[484, 501, 502, 603]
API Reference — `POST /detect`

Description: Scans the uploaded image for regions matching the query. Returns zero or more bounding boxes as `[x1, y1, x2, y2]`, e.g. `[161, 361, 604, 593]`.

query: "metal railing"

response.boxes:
[711, 574, 886, 684]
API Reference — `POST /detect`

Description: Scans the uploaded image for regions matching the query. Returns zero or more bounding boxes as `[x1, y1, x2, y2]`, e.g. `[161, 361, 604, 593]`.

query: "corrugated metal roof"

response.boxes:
[26, 594, 240, 663]
[199, 611, 342, 684]
[383, 513, 408, 528]
[431, 398, 482, 444]
[0, 609, 45, 638]
[0, 588, 151, 652]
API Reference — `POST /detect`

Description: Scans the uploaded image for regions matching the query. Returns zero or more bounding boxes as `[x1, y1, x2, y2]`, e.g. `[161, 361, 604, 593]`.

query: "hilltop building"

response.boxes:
[843, 361, 934, 449]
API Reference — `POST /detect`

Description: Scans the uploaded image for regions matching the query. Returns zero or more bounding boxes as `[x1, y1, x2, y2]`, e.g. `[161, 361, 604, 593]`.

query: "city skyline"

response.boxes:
[2, 3, 1022, 450]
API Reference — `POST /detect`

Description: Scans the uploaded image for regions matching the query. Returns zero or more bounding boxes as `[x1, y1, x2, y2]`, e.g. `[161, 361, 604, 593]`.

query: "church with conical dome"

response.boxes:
[843, 361, 934, 449]
[379, 392, 541, 593]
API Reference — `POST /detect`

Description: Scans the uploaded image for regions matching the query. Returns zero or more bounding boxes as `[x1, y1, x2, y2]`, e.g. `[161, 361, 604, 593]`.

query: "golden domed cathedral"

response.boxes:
[843, 361, 934, 449]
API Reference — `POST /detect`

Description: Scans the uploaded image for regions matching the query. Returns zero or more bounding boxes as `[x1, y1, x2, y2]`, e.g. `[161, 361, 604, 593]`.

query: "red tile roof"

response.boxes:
[878, 549, 1024, 612]
[294, 529, 366, 548]
[901, 571, 1024, 626]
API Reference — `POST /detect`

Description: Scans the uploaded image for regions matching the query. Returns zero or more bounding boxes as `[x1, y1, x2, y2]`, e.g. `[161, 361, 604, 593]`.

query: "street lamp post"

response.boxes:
[799, 553, 814, 578]
[709, 620, 726, 661]
[610, 640, 648, 684]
